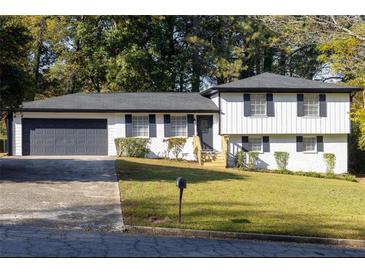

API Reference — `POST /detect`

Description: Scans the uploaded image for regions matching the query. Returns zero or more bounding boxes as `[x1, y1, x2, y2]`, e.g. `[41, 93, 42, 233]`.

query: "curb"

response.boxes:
[125, 225, 365, 249]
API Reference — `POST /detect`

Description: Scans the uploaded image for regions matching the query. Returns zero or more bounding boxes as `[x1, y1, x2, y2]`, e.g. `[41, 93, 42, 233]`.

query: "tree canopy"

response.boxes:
[1, 15, 364, 170]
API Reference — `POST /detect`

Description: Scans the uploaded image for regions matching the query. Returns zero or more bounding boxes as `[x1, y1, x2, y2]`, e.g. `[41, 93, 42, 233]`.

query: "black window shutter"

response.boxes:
[319, 94, 327, 117]
[187, 114, 194, 137]
[296, 136, 303, 152]
[244, 94, 251, 117]
[297, 94, 304, 117]
[266, 94, 274, 117]
[164, 114, 171, 137]
[125, 114, 132, 137]
[149, 114, 156, 137]
[242, 136, 249, 152]
[317, 136, 324, 152]
[263, 136, 270, 152]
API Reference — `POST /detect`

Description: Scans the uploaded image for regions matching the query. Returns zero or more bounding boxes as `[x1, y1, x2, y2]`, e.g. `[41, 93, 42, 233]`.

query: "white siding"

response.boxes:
[210, 93, 219, 107]
[212, 113, 221, 152]
[13, 114, 22, 156]
[228, 134, 348, 174]
[220, 93, 350, 134]
[14, 112, 219, 159]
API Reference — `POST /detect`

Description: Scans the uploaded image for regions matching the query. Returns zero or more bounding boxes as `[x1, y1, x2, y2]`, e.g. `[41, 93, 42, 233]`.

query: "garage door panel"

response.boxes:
[22, 119, 108, 155]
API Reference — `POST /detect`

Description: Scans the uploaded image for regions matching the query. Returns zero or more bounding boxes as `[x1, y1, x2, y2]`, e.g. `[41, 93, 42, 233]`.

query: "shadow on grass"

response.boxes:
[122, 197, 365, 240]
[116, 158, 245, 184]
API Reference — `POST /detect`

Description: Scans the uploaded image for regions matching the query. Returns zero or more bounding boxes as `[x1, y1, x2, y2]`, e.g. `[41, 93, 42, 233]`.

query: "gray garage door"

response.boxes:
[22, 119, 108, 155]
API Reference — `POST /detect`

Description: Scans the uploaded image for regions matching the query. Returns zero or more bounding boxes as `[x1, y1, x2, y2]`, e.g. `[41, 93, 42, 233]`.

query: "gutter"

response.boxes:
[20, 108, 220, 113]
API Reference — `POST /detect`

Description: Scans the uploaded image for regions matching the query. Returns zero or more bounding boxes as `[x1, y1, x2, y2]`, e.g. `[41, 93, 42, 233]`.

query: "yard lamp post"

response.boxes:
[176, 177, 187, 224]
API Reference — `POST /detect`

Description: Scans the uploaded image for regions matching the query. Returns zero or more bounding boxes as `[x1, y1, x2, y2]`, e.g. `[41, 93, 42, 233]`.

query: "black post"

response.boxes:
[178, 188, 184, 223]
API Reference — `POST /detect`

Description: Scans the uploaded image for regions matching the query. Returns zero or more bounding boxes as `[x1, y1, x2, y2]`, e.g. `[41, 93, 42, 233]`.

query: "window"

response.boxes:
[132, 116, 149, 137]
[171, 116, 187, 137]
[249, 137, 262, 152]
[251, 94, 266, 116]
[304, 94, 319, 116]
[303, 137, 316, 152]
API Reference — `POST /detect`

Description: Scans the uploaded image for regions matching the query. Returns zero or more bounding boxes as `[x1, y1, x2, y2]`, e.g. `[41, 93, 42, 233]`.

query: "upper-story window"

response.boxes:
[171, 115, 187, 137]
[304, 94, 319, 117]
[303, 136, 316, 152]
[251, 94, 267, 116]
[132, 115, 149, 137]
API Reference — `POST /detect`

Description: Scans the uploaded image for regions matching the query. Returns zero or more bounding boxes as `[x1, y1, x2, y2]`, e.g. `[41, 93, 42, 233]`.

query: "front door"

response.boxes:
[197, 115, 213, 150]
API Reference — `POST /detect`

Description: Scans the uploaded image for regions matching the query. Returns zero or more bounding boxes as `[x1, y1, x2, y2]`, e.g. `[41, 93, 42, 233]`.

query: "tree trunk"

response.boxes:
[70, 16, 83, 94]
[278, 52, 287, 75]
[33, 17, 46, 98]
[263, 48, 274, 72]
[191, 16, 200, 92]
[167, 16, 176, 91]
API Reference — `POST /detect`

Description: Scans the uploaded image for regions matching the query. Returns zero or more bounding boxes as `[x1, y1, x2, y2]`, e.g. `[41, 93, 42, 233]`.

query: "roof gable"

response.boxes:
[201, 72, 362, 95]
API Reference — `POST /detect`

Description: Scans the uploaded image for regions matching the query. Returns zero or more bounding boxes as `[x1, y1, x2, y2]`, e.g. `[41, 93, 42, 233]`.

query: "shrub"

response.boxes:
[164, 137, 187, 160]
[235, 150, 246, 168]
[323, 153, 336, 174]
[341, 174, 357, 182]
[274, 151, 289, 170]
[114, 137, 150, 158]
[235, 166, 357, 182]
[248, 151, 259, 170]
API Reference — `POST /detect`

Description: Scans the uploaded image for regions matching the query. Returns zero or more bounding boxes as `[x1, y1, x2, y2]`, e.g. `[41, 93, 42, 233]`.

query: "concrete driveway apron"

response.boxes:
[0, 156, 124, 232]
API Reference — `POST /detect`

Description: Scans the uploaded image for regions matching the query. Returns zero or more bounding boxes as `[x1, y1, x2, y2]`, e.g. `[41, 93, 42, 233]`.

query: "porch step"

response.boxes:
[201, 151, 226, 167]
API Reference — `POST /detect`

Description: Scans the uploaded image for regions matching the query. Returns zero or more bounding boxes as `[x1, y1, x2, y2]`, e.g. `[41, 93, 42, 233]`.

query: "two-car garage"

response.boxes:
[21, 118, 108, 155]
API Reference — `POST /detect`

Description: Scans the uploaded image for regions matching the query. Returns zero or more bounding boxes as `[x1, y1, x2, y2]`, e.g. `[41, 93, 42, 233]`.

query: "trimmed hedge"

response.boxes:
[164, 137, 187, 160]
[274, 151, 289, 171]
[114, 137, 150, 158]
[234, 150, 246, 168]
[323, 153, 336, 174]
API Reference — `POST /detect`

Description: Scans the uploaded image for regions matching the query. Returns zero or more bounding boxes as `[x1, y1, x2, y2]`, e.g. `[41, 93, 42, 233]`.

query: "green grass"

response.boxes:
[116, 157, 365, 240]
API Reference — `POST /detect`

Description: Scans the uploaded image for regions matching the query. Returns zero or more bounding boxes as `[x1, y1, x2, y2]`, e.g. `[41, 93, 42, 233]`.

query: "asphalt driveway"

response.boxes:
[1, 225, 365, 257]
[0, 156, 124, 232]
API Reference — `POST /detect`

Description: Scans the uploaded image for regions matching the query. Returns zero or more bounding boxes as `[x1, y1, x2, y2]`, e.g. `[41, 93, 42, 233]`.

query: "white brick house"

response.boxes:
[8, 73, 361, 174]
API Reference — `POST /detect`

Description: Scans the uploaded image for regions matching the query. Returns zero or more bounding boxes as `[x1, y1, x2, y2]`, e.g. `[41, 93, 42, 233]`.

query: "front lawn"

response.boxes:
[116, 157, 365, 240]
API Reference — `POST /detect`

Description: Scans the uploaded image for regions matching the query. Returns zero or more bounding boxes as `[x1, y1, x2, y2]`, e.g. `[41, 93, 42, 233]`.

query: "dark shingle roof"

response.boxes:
[21, 92, 219, 113]
[201, 72, 362, 96]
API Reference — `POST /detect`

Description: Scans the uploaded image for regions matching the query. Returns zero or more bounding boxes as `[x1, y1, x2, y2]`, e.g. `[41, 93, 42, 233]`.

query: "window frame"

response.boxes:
[302, 136, 317, 153]
[170, 115, 188, 137]
[249, 136, 263, 153]
[303, 94, 320, 117]
[131, 115, 149, 137]
[250, 93, 267, 117]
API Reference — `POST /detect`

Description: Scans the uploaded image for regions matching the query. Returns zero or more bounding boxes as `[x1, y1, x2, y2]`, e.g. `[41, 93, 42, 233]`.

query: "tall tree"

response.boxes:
[0, 16, 32, 118]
